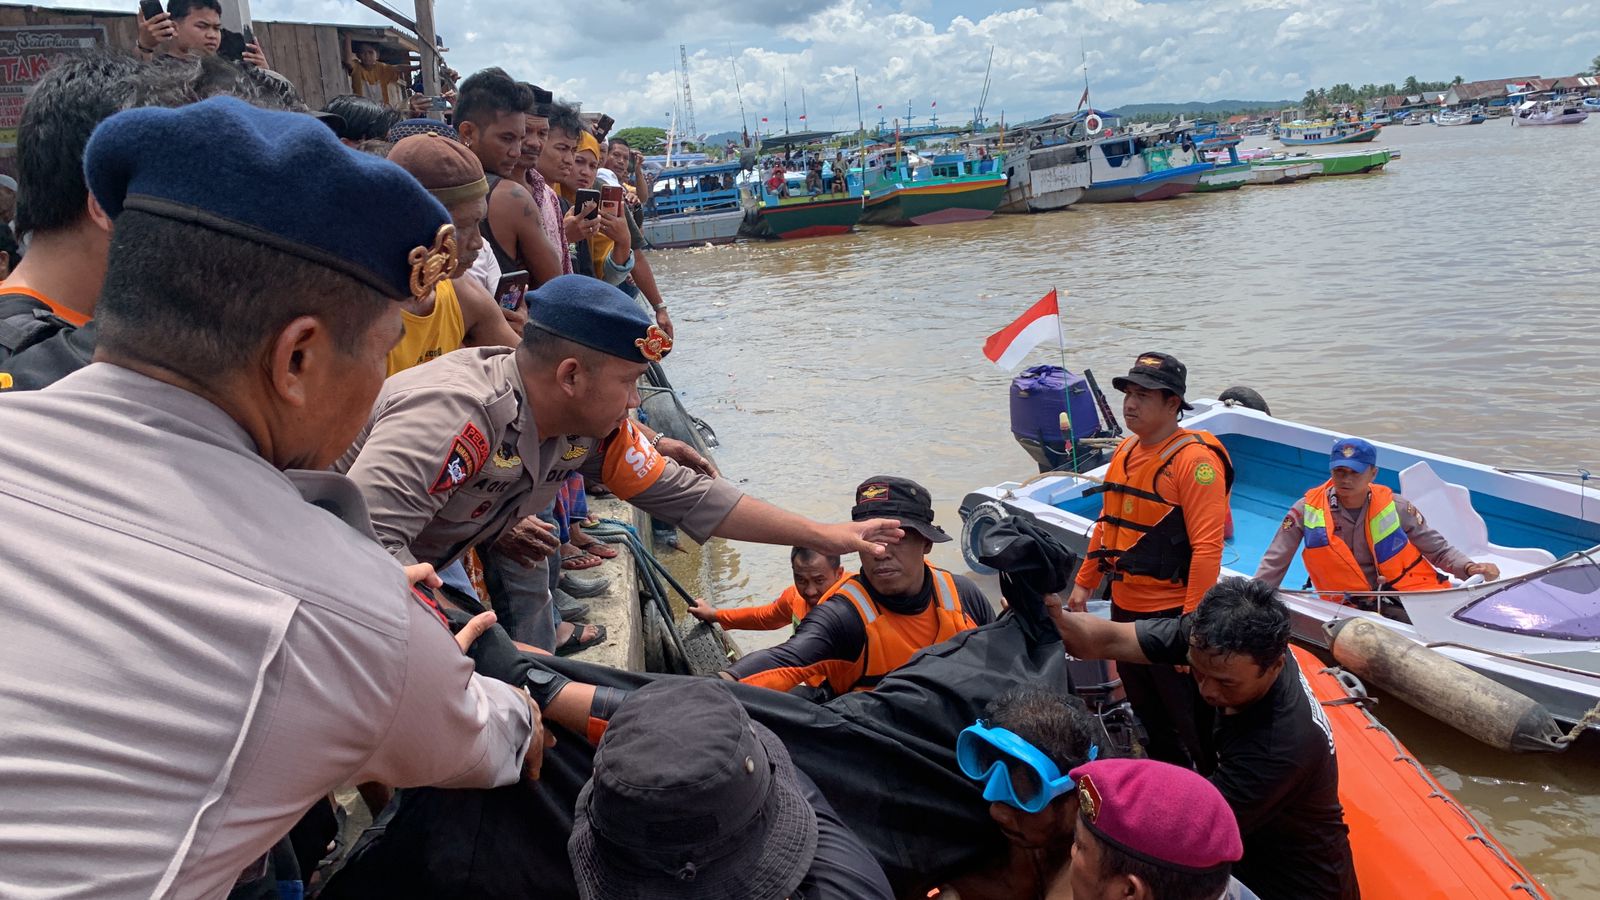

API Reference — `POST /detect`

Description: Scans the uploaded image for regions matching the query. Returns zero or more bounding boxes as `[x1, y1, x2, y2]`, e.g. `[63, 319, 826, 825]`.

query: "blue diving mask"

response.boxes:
[956, 721, 1098, 813]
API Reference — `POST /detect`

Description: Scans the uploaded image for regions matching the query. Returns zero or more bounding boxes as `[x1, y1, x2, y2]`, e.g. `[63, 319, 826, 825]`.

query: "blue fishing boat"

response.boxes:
[961, 381, 1600, 732]
[1069, 111, 1212, 203]
[641, 161, 747, 249]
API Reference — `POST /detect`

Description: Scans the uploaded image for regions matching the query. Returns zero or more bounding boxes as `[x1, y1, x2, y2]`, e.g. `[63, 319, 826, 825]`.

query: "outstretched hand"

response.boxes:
[812, 518, 904, 556]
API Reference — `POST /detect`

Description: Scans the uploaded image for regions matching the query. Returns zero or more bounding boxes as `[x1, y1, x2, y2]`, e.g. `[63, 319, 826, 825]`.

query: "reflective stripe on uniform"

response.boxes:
[835, 581, 876, 624]
[1368, 500, 1407, 563]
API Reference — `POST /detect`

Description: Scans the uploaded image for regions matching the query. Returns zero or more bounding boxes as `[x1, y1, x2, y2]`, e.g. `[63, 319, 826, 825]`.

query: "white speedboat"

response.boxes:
[961, 392, 1600, 732]
[1510, 100, 1589, 126]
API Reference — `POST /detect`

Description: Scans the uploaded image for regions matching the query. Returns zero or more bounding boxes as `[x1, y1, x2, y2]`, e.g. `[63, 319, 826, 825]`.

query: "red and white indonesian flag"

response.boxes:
[983, 289, 1061, 370]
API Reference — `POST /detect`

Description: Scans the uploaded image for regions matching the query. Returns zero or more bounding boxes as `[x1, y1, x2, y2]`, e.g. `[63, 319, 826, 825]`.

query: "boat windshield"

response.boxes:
[1454, 558, 1600, 641]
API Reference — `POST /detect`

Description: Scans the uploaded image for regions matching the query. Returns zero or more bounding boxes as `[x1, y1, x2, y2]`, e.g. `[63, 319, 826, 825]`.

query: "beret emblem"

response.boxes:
[634, 324, 673, 362]
[408, 224, 459, 300]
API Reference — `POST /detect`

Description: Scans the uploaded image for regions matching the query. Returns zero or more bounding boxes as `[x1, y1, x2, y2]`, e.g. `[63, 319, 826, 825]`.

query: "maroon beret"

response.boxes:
[1071, 758, 1243, 874]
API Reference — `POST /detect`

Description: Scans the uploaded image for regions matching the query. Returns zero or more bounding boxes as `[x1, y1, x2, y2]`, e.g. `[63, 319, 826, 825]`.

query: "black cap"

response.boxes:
[1112, 352, 1193, 410]
[528, 84, 554, 118]
[851, 475, 949, 543]
[569, 680, 818, 900]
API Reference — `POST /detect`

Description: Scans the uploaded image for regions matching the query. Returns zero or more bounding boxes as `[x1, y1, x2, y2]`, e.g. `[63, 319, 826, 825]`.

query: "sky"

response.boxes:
[36, 1, 1600, 134]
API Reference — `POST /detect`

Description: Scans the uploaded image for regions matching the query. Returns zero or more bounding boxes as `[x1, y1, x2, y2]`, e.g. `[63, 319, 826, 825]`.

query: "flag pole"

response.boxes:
[1054, 287, 1079, 474]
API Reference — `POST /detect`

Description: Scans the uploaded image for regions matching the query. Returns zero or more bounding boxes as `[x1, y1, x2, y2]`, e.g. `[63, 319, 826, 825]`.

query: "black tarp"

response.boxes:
[324, 519, 1078, 899]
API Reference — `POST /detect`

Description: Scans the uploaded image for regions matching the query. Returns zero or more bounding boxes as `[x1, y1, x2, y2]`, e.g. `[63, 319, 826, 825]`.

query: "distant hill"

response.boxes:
[1108, 99, 1291, 118]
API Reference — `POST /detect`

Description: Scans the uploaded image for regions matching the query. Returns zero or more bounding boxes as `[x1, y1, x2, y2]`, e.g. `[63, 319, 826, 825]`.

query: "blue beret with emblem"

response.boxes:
[525, 274, 672, 363]
[84, 95, 456, 301]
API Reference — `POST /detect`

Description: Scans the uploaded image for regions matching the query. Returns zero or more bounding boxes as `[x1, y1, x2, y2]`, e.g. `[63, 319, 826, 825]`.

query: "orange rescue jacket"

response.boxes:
[1086, 429, 1234, 598]
[1301, 482, 1448, 594]
[830, 564, 975, 693]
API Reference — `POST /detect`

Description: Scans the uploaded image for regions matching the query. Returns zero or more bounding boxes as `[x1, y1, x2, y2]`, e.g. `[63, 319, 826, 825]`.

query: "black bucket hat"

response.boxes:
[1112, 351, 1193, 410]
[569, 680, 818, 900]
[851, 475, 949, 543]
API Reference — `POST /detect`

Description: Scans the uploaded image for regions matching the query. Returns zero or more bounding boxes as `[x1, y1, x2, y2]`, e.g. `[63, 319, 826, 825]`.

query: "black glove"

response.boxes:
[977, 516, 1080, 646]
[440, 605, 571, 709]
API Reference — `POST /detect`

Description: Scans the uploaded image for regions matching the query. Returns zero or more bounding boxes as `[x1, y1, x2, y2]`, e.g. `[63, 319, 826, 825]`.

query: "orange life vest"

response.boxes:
[831, 564, 975, 693]
[1301, 482, 1448, 593]
[1087, 429, 1234, 590]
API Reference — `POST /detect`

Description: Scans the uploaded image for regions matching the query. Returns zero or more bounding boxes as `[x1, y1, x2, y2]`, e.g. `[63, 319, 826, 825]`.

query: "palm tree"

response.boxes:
[1590, 54, 1600, 75]
[1451, 75, 1464, 86]
[1403, 75, 1421, 94]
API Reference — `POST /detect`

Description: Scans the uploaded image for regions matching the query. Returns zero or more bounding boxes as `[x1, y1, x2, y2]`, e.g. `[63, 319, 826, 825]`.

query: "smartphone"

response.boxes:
[428, 95, 451, 111]
[494, 270, 529, 311]
[597, 114, 615, 133]
[599, 185, 624, 217]
[575, 188, 601, 220]
[139, 0, 164, 19]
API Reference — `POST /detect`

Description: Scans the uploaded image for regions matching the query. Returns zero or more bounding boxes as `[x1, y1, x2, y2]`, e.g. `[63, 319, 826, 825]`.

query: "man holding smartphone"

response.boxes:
[137, 0, 268, 68]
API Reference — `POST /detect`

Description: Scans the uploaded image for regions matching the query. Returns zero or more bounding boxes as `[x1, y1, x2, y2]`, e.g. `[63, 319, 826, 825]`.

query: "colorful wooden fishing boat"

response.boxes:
[1194, 135, 1251, 193]
[741, 161, 865, 241]
[996, 140, 1092, 213]
[641, 161, 746, 249]
[1278, 119, 1383, 145]
[860, 153, 1006, 226]
[1253, 148, 1391, 176]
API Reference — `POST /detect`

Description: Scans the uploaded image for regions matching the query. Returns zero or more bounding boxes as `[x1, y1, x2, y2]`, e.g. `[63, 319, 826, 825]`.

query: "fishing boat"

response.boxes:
[995, 134, 1093, 213]
[1401, 114, 1426, 126]
[1433, 110, 1473, 126]
[1279, 119, 1383, 145]
[1510, 100, 1589, 126]
[1252, 148, 1391, 176]
[1067, 114, 1211, 203]
[1303, 648, 1552, 897]
[961, 388, 1600, 733]
[1584, 97, 1600, 111]
[859, 152, 1006, 226]
[1194, 135, 1251, 193]
[740, 160, 865, 240]
[640, 161, 746, 248]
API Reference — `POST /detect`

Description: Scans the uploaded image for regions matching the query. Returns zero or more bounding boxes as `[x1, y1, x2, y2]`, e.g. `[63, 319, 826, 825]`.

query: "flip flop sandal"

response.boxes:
[573, 539, 619, 559]
[556, 623, 607, 656]
[561, 551, 604, 570]
[578, 516, 602, 528]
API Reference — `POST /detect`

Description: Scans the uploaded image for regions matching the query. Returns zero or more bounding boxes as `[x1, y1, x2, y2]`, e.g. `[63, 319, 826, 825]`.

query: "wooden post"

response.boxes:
[414, 0, 440, 111]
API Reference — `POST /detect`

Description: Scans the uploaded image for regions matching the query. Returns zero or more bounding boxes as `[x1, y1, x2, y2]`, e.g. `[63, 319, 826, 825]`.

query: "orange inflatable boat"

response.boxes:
[1297, 646, 1550, 898]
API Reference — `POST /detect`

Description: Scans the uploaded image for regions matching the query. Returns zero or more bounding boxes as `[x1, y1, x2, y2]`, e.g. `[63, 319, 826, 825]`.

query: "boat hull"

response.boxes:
[1304, 649, 1551, 898]
[860, 177, 1006, 226]
[1249, 161, 1321, 183]
[997, 146, 1091, 213]
[1078, 164, 1206, 203]
[1194, 162, 1251, 192]
[641, 208, 744, 249]
[1254, 149, 1389, 176]
[742, 193, 863, 240]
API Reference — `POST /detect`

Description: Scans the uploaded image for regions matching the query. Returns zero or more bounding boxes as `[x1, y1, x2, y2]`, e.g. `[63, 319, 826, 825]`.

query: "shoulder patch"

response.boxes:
[1194, 462, 1218, 485]
[430, 422, 491, 494]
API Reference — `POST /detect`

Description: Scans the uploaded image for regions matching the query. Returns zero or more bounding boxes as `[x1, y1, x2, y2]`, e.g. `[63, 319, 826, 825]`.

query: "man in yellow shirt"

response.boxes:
[346, 40, 415, 109]
[384, 133, 521, 376]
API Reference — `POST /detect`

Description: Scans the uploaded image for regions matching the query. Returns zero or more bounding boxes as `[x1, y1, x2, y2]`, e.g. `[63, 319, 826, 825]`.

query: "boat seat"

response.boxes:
[1398, 462, 1557, 580]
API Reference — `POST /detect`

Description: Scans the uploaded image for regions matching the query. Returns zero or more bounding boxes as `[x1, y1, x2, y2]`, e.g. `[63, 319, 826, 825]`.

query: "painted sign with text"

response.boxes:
[0, 25, 106, 150]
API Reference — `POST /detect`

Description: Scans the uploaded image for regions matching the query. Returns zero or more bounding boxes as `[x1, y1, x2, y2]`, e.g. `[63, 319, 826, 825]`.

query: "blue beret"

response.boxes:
[84, 96, 454, 301]
[526, 275, 672, 364]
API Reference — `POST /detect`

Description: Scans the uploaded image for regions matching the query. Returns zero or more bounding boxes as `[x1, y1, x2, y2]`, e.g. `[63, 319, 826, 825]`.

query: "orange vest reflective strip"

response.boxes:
[1300, 481, 1448, 594]
[834, 564, 974, 693]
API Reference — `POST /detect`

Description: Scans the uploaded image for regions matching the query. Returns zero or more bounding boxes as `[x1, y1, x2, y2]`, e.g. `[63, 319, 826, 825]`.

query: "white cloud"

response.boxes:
[17, 0, 1598, 131]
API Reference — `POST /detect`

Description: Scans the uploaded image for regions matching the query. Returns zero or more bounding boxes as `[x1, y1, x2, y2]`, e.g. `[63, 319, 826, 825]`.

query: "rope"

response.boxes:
[1556, 696, 1600, 744]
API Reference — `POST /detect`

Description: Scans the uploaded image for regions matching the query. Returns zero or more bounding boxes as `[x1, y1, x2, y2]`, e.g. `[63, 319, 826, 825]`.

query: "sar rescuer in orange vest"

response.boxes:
[1254, 437, 1500, 609]
[1065, 352, 1233, 773]
[687, 547, 847, 633]
[721, 476, 994, 697]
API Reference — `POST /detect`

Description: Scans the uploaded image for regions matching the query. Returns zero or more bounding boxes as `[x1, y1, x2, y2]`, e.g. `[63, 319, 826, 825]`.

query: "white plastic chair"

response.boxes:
[1398, 461, 1556, 580]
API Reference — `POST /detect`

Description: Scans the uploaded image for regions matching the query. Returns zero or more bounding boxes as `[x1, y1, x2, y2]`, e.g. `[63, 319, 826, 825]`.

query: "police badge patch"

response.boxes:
[430, 422, 490, 494]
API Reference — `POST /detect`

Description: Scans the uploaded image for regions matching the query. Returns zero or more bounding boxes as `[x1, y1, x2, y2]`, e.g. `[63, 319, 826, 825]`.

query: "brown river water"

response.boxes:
[649, 120, 1600, 895]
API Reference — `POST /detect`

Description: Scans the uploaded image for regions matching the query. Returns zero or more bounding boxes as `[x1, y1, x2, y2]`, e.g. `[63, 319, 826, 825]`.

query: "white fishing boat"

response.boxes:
[996, 136, 1092, 213]
[1433, 110, 1472, 126]
[961, 388, 1600, 733]
[1510, 100, 1589, 127]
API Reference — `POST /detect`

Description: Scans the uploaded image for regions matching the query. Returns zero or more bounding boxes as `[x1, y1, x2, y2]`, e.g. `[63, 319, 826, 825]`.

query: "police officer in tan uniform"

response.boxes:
[339, 274, 904, 648]
[0, 98, 539, 897]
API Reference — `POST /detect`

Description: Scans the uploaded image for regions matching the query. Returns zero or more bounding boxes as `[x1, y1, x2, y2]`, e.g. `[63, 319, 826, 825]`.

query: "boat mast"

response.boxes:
[854, 71, 866, 204]
[729, 49, 749, 145]
[783, 67, 791, 135]
[975, 45, 994, 132]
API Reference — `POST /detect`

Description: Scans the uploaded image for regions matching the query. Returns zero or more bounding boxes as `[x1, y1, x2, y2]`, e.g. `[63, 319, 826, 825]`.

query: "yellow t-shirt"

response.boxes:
[386, 279, 465, 376]
[351, 61, 404, 108]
